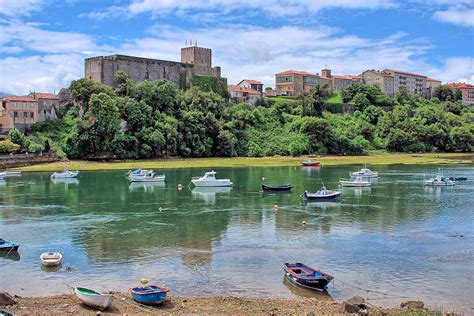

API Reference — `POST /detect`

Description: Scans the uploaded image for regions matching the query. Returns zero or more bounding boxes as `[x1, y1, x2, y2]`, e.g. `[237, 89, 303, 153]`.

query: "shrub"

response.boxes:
[0, 140, 20, 154]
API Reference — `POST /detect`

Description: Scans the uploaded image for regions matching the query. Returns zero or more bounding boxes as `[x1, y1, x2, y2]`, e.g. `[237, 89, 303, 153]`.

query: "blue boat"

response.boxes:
[283, 262, 333, 291]
[130, 285, 169, 305]
[0, 239, 19, 252]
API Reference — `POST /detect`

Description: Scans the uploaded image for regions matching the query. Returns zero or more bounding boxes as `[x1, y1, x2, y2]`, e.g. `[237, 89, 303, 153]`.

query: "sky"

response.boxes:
[0, 0, 473, 95]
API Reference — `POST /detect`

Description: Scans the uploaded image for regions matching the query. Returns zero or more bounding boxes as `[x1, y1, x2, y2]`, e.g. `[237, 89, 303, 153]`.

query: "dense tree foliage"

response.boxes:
[11, 77, 473, 159]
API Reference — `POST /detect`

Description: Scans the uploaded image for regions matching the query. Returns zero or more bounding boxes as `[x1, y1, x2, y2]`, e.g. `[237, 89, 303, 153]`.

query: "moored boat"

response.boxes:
[0, 172, 5, 180]
[303, 187, 341, 200]
[261, 184, 294, 191]
[4, 171, 21, 176]
[351, 168, 378, 178]
[51, 170, 79, 179]
[40, 252, 62, 266]
[301, 160, 320, 167]
[339, 176, 371, 187]
[74, 287, 113, 310]
[191, 171, 232, 187]
[448, 176, 467, 181]
[130, 285, 169, 305]
[283, 262, 334, 291]
[128, 172, 165, 182]
[127, 169, 153, 176]
[424, 175, 455, 186]
[0, 239, 19, 252]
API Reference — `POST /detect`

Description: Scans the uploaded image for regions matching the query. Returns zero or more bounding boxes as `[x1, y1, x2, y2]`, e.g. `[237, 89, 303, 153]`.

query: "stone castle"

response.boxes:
[84, 46, 223, 88]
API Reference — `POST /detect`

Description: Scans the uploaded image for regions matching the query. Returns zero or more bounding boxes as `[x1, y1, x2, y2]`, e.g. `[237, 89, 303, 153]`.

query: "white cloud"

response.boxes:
[427, 57, 474, 84]
[0, 0, 45, 16]
[433, 8, 474, 27]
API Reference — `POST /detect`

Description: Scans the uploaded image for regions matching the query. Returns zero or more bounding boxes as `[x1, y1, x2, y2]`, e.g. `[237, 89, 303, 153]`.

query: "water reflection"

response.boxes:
[341, 187, 372, 197]
[51, 178, 79, 185]
[41, 264, 62, 272]
[0, 252, 20, 262]
[282, 275, 333, 300]
[303, 201, 341, 210]
[128, 181, 165, 192]
[191, 186, 232, 203]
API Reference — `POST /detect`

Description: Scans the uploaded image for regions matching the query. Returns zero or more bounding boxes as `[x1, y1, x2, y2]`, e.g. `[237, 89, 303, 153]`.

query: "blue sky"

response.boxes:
[0, 0, 473, 95]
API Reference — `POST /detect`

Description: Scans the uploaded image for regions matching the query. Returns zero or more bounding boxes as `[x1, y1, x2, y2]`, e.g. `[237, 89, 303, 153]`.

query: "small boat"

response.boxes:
[351, 168, 378, 178]
[130, 285, 169, 305]
[4, 171, 21, 176]
[261, 184, 294, 191]
[0, 173, 5, 180]
[449, 176, 467, 181]
[303, 187, 341, 200]
[127, 169, 153, 176]
[283, 262, 334, 291]
[0, 239, 19, 252]
[128, 171, 165, 182]
[301, 160, 320, 167]
[51, 170, 79, 179]
[74, 287, 113, 310]
[339, 176, 371, 187]
[424, 175, 455, 186]
[40, 252, 62, 266]
[191, 171, 232, 187]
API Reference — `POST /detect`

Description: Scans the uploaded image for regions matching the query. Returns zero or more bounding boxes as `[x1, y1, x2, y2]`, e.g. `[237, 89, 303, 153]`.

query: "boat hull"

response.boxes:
[191, 180, 232, 187]
[339, 181, 370, 187]
[51, 171, 79, 179]
[283, 263, 333, 291]
[303, 191, 341, 200]
[129, 175, 165, 182]
[130, 286, 169, 305]
[0, 240, 19, 252]
[301, 161, 320, 167]
[74, 287, 113, 310]
[40, 252, 62, 266]
[261, 184, 293, 191]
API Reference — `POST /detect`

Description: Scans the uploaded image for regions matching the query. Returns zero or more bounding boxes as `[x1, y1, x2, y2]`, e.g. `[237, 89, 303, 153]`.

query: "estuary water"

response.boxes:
[0, 165, 473, 311]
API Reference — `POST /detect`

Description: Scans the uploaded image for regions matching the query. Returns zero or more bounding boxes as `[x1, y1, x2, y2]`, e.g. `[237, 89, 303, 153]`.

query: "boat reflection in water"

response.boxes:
[51, 178, 79, 185]
[192, 186, 232, 203]
[129, 181, 165, 192]
[0, 251, 21, 262]
[341, 186, 371, 197]
[303, 200, 340, 210]
[283, 275, 333, 300]
[41, 264, 62, 272]
[301, 166, 321, 175]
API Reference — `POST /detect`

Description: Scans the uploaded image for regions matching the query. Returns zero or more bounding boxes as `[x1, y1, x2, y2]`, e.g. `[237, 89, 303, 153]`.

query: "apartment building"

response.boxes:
[228, 85, 262, 104]
[29, 92, 59, 121]
[238, 80, 263, 94]
[0, 95, 38, 134]
[275, 70, 332, 96]
[361, 70, 395, 96]
[446, 83, 474, 105]
[425, 78, 442, 100]
[383, 69, 426, 96]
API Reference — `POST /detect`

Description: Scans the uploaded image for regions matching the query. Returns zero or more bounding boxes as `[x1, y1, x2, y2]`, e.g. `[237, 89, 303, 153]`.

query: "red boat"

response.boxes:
[301, 160, 320, 167]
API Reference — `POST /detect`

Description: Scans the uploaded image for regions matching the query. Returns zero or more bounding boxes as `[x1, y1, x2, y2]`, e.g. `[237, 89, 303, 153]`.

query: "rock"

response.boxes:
[96, 311, 101, 315]
[0, 292, 16, 306]
[346, 295, 365, 306]
[62, 304, 69, 308]
[358, 309, 368, 316]
[400, 300, 424, 309]
[342, 302, 360, 313]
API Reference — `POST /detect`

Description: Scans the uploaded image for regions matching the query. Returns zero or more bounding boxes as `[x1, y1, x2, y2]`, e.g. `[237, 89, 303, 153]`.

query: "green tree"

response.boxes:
[0, 140, 20, 153]
[395, 86, 410, 104]
[353, 92, 370, 111]
[301, 84, 331, 117]
[432, 85, 456, 102]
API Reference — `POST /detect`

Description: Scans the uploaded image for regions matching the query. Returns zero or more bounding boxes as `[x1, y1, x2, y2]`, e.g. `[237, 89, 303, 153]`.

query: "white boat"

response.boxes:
[128, 171, 165, 182]
[339, 176, 371, 187]
[51, 170, 79, 179]
[351, 168, 378, 178]
[191, 171, 232, 187]
[127, 169, 153, 176]
[424, 175, 455, 186]
[0, 172, 5, 180]
[74, 287, 113, 310]
[40, 252, 62, 266]
[303, 187, 341, 200]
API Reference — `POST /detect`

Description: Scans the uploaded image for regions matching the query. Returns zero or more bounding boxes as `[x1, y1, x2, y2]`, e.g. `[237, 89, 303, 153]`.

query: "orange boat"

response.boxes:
[301, 160, 321, 167]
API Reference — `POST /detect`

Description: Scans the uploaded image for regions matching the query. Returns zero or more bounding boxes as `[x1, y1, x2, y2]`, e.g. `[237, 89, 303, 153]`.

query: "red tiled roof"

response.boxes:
[276, 70, 315, 76]
[348, 75, 362, 79]
[29, 92, 59, 100]
[426, 77, 441, 82]
[332, 75, 353, 80]
[1, 95, 37, 102]
[383, 69, 427, 78]
[319, 76, 332, 80]
[445, 82, 474, 89]
[240, 79, 263, 85]
[228, 85, 261, 95]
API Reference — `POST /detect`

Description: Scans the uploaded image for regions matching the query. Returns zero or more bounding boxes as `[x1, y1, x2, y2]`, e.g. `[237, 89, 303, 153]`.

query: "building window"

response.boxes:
[276, 76, 293, 83]
[24, 112, 28, 118]
[14, 111, 18, 118]
[303, 76, 316, 84]
[31, 112, 34, 118]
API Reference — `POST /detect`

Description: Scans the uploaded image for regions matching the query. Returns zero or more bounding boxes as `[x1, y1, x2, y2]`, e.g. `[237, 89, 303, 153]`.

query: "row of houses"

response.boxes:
[0, 93, 59, 137]
[228, 68, 474, 106]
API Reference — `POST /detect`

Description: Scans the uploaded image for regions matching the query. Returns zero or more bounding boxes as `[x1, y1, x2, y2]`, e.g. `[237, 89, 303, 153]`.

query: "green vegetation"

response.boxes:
[190, 75, 229, 99]
[326, 91, 343, 104]
[9, 75, 473, 162]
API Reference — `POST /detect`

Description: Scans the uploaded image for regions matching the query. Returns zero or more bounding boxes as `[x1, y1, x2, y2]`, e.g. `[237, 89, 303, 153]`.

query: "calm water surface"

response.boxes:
[0, 165, 473, 311]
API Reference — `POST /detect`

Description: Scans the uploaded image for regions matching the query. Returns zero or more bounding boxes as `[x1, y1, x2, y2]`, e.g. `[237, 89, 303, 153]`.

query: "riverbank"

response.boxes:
[15, 153, 474, 172]
[4, 293, 439, 315]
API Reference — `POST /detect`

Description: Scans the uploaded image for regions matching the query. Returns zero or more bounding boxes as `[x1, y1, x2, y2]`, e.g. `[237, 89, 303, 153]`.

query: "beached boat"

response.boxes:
[40, 252, 62, 266]
[74, 287, 113, 310]
[301, 160, 320, 167]
[51, 170, 79, 179]
[339, 176, 371, 187]
[303, 187, 341, 200]
[130, 285, 169, 305]
[283, 262, 334, 291]
[0, 239, 19, 252]
[351, 168, 378, 178]
[191, 171, 232, 187]
[261, 184, 294, 191]
[128, 172, 165, 182]
[424, 175, 455, 186]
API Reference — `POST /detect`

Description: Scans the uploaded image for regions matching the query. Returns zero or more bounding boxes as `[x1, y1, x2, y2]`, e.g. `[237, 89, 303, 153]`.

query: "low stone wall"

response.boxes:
[0, 153, 60, 169]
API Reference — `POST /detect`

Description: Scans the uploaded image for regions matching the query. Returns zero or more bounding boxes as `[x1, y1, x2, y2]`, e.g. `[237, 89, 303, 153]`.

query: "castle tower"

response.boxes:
[321, 68, 331, 78]
[181, 46, 212, 76]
